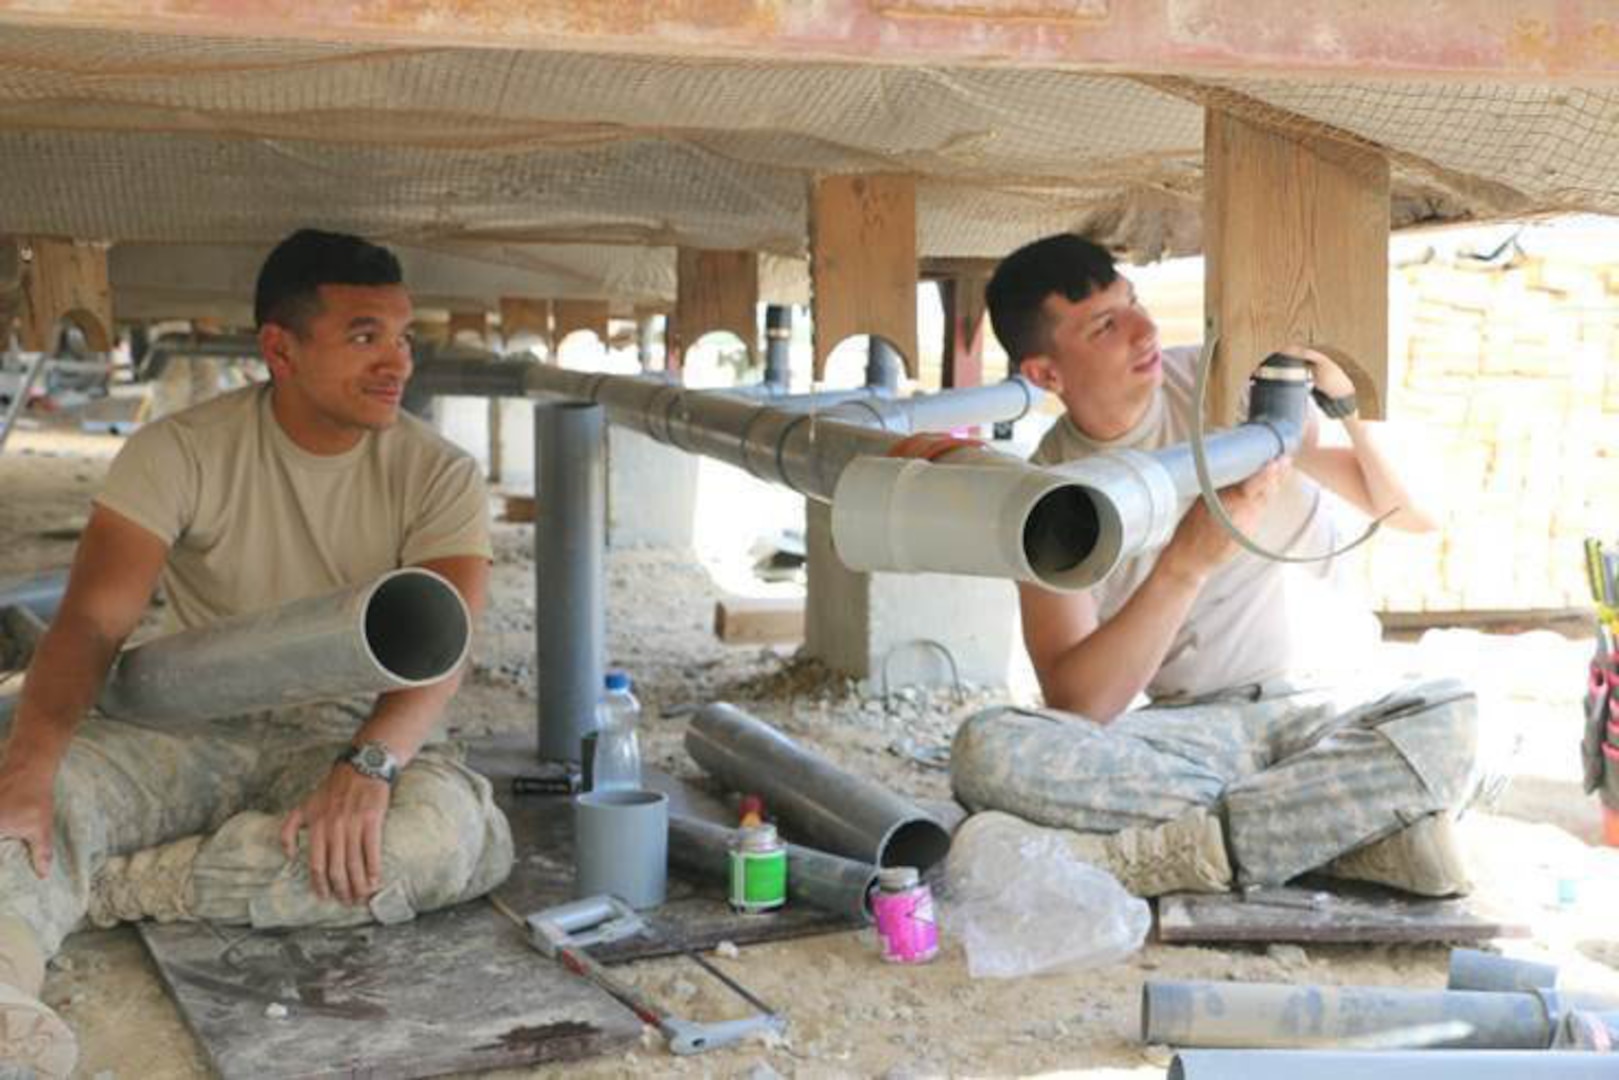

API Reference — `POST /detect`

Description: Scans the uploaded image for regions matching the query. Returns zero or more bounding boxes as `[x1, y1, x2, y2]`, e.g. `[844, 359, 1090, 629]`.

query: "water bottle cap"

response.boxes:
[604, 670, 631, 692]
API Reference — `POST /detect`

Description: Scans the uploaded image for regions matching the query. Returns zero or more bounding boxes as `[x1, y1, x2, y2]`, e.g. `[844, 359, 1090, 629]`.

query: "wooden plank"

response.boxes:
[141, 902, 640, 1080]
[446, 310, 489, 344]
[499, 297, 551, 351]
[713, 595, 805, 644]
[1204, 111, 1389, 424]
[671, 248, 758, 373]
[19, 237, 112, 352]
[938, 274, 989, 388]
[502, 493, 537, 523]
[809, 174, 918, 381]
[1158, 882, 1530, 945]
[553, 299, 610, 348]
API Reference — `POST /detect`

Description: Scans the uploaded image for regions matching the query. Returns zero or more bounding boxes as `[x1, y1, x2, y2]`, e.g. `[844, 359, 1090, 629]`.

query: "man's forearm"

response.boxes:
[1341, 416, 1437, 532]
[3, 616, 123, 772]
[351, 669, 466, 765]
[1041, 561, 1204, 722]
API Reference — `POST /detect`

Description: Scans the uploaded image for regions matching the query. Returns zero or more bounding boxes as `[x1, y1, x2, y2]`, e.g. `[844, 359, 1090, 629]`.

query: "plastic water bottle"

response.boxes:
[591, 670, 642, 791]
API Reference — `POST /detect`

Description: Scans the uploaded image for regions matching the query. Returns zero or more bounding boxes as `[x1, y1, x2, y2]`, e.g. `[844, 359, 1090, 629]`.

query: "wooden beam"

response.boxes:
[19, 237, 112, 352]
[552, 299, 609, 347]
[809, 174, 918, 381]
[3, 2, 1613, 82]
[713, 595, 805, 645]
[671, 248, 758, 373]
[447, 310, 490, 344]
[939, 275, 989, 388]
[499, 297, 551, 352]
[1204, 111, 1389, 424]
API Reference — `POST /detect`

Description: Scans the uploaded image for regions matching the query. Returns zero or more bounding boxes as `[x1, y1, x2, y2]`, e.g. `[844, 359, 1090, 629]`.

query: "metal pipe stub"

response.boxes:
[668, 813, 880, 923]
[98, 567, 470, 728]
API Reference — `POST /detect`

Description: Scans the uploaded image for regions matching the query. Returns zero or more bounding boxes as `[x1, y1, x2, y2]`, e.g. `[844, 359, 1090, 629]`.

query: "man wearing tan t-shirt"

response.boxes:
[949, 233, 1479, 902]
[0, 230, 512, 1076]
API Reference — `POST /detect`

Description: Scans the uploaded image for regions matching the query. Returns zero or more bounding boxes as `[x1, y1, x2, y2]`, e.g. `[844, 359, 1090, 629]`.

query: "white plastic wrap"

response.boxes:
[940, 813, 1150, 979]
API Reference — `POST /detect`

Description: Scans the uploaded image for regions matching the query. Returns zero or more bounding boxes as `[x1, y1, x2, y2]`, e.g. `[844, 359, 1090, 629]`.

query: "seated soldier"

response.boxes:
[950, 233, 1476, 901]
[0, 229, 513, 1076]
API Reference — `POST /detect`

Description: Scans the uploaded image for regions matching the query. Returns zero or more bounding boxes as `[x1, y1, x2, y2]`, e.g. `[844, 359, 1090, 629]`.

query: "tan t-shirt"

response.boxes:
[96, 383, 492, 634]
[1030, 345, 1338, 701]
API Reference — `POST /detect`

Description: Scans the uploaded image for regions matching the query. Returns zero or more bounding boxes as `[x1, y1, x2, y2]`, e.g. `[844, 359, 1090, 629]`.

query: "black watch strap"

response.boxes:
[336, 741, 400, 785]
[1310, 386, 1358, 419]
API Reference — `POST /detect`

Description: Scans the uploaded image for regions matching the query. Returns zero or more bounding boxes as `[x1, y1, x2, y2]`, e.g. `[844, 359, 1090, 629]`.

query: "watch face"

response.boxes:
[358, 745, 390, 771]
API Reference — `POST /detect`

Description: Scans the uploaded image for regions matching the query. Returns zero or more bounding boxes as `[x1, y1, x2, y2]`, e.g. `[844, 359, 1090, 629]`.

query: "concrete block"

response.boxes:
[804, 500, 1021, 689]
[606, 427, 698, 550]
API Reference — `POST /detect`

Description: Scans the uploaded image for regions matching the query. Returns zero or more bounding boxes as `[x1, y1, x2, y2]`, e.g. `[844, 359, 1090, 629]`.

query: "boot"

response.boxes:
[88, 834, 203, 928]
[0, 916, 77, 1080]
[1325, 812, 1471, 897]
[952, 808, 1232, 898]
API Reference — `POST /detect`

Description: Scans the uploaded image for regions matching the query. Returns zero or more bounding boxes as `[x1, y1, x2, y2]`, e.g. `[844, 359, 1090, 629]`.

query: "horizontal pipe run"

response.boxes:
[0, 568, 69, 623]
[1142, 980, 1560, 1050]
[685, 703, 952, 873]
[1169, 1050, 1619, 1079]
[99, 568, 471, 727]
[668, 814, 879, 923]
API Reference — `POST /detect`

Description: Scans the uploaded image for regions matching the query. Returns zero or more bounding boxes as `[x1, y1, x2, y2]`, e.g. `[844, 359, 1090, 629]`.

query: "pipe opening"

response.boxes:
[1023, 485, 1101, 578]
[879, 818, 952, 873]
[363, 571, 471, 683]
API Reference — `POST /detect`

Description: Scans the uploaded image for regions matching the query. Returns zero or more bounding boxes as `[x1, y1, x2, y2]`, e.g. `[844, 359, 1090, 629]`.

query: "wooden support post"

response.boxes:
[809, 175, 918, 381]
[552, 300, 610, 351]
[672, 248, 759, 374]
[499, 297, 552, 355]
[1204, 110, 1389, 424]
[447, 310, 489, 345]
[19, 237, 113, 353]
[448, 311, 500, 483]
[939, 274, 990, 388]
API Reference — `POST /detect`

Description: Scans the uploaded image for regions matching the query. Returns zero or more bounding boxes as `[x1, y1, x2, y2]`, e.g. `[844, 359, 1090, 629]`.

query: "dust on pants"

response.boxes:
[0, 704, 513, 956]
[950, 678, 1477, 886]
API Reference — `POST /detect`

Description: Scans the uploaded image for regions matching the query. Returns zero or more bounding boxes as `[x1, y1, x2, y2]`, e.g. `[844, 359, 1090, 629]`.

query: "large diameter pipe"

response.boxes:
[1142, 980, 1560, 1050]
[668, 814, 878, 923]
[535, 401, 606, 764]
[1169, 1050, 1619, 1079]
[685, 703, 952, 872]
[98, 568, 470, 726]
[0, 569, 69, 623]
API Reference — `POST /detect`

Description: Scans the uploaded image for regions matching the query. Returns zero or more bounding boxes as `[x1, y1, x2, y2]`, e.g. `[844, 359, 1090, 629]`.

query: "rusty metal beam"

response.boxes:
[0, 2, 1615, 81]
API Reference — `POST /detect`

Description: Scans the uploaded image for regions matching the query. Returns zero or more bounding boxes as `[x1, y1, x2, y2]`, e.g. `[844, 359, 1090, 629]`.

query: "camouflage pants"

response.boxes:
[0, 705, 513, 955]
[951, 678, 1477, 886]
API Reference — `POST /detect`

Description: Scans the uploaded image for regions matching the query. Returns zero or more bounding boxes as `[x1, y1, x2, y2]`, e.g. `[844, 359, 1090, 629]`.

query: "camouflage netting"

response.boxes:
[0, 24, 1616, 309]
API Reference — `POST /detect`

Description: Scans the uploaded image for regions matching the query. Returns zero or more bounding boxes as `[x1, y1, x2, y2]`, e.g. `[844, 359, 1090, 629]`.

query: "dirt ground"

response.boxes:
[4, 414, 1619, 1080]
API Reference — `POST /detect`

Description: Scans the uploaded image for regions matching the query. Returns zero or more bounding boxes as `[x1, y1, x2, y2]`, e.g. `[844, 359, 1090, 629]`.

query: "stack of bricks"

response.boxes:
[1341, 253, 1619, 614]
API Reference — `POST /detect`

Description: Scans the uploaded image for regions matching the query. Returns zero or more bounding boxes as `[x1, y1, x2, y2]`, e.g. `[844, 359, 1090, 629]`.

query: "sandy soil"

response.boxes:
[3, 414, 1618, 1080]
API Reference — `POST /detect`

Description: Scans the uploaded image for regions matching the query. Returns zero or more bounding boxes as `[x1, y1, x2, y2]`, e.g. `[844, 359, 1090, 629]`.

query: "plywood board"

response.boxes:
[141, 902, 640, 1080]
[1158, 882, 1530, 945]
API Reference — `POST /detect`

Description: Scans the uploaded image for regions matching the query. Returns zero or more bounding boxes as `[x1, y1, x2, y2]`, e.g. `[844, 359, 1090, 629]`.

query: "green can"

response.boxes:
[728, 823, 787, 913]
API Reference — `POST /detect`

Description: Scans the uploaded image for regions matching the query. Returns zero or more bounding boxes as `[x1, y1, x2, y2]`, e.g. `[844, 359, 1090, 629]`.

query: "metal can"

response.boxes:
[728, 823, 787, 913]
[872, 866, 938, 964]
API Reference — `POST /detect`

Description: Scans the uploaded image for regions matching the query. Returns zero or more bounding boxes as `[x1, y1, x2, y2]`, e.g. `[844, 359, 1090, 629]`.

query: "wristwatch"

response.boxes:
[336, 740, 400, 785]
[1310, 387, 1358, 419]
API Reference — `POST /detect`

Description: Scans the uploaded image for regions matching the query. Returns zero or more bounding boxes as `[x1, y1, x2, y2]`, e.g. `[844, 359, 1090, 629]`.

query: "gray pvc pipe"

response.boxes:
[685, 702, 952, 872]
[763, 304, 791, 389]
[865, 338, 902, 394]
[668, 813, 879, 923]
[98, 568, 470, 726]
[1142, 980, 1559, 1050]
[534, 401, 606, 764]
[0, 568, 68, 623]
[1169, 1050, 1619, 1079]
[1450, 949, 1560, 993]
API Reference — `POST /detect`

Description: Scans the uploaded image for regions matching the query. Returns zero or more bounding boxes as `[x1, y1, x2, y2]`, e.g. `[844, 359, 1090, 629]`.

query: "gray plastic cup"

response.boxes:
[573, 788, 668, 909]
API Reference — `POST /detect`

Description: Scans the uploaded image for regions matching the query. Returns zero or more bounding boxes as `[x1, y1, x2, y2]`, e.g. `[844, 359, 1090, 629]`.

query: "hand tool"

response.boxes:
[501, 894, 786, 1056]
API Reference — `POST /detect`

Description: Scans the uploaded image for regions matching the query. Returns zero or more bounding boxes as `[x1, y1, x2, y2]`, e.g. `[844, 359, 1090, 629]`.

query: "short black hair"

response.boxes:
[254, 229, 404, 333]
[985, 233, 1118, 364]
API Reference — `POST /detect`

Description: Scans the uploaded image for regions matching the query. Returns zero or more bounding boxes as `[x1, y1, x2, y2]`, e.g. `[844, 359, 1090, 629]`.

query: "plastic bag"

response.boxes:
[938, 812, 1150, 979]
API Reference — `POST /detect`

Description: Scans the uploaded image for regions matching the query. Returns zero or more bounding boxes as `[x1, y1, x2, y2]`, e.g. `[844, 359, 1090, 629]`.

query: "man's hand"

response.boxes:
[1282, 343, 1355, 400]
[0, 761, 56, 878]
[1159, 458, 1289, 583]
[279, 764, 390, 906]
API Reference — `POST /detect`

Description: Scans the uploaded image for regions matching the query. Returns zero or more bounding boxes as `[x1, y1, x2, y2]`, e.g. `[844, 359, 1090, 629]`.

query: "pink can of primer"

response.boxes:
[872, 866, 939, 964]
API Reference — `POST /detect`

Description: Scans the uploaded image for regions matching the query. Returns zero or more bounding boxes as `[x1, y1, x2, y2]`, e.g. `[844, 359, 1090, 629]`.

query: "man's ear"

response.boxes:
[259, 324, 295, 381]
[1019, 355, 1061, 394]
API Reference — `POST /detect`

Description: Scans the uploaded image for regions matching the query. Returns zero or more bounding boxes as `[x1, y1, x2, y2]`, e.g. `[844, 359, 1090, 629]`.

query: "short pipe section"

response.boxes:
[1170, 1050, 1619, 1080]
[362, 568, 473, 684]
